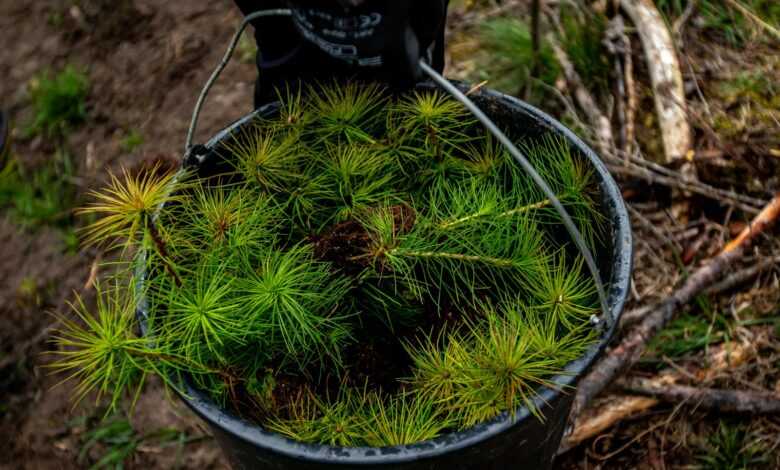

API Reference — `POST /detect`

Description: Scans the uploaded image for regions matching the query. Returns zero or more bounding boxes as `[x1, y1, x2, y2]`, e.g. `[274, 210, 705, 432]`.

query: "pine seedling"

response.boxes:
[314, 143, 403, 225]
[275, 85, 308, 129]
[77, 164, 181, 251]
[51, 281, 194, 414]
[308, 81, 387, 145]
[161, 259, 244, 366]
[521, 302, 595, 367]
[431, 135, 601, 245]
[461, 135, 510, 184]
[77, 164, 185, 287]
[450, 306, 562, 426]
[426, 179, 509, 230]
[359, 204, 545, 305]
[390, 91, 478, 189]
[235, 245, 353, 365]
[406, 331, 469, 404]
[526, 254, 598, 331]
[363, 392, 453, 447]
[266, 387, 369, 447]
[392, 91, 475, 155]
[225, 123, 303, 193]
[177, 183, 281, 258]
[518, 135, 603, 246]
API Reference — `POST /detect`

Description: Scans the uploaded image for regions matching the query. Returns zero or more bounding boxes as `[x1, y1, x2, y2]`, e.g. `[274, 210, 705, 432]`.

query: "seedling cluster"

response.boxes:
[55, 83, 605, 447]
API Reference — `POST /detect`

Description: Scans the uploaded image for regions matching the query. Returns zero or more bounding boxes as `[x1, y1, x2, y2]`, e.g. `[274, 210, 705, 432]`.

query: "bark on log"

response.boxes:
[620, 0, 691, 164]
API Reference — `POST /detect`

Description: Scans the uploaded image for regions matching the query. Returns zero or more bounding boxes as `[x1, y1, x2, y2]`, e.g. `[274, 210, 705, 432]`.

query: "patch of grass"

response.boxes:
[559, 6, 611, 95]
[119, 129, 144, 153]
[648, 310, 729, 359]
[697, 421, 767, 470]
[657, 0, 780, 46]
[27, 65, 89, 138]
[703, 0, 780, 46]
[713, 69, 779, 107]
[0, 151, 77, 228]
[77, 413, 204, 469]
[476, 17, 560, 96]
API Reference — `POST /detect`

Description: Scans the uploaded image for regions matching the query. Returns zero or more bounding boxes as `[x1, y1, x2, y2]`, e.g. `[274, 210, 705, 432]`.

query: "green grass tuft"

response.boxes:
[27, 65, 89, 138]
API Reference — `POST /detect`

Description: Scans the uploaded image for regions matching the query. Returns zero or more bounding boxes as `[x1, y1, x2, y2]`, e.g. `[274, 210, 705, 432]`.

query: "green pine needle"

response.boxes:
[235, 245, 353, 364]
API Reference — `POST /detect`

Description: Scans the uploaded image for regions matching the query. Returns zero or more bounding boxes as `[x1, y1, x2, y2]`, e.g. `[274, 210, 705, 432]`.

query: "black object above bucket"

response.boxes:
[151, 83, 632, 470]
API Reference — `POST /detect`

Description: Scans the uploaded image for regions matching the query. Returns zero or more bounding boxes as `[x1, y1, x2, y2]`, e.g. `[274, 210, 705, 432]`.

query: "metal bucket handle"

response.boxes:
[183, 9, 610, 328]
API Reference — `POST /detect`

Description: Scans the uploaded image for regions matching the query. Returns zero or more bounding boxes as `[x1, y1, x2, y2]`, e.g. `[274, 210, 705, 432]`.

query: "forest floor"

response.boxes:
[1, 0, 778, 469]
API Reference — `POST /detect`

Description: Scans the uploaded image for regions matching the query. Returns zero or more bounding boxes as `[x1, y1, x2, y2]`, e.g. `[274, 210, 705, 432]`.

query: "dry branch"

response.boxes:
[560, 340, 755, 453]
[569, 193, 780, 420]
[559, 395, 659, 453]
[620, 255, 780, 327]
[705, 255, 780, 294]
[620, 0, 691, 164]
[620, 379, 780, 414]
[606, 162, 764, 214]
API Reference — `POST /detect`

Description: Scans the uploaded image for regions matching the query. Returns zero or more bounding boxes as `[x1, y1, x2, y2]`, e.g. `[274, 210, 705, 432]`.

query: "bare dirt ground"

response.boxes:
[0, 1, 257, 467]
[1, 1, 779, 469]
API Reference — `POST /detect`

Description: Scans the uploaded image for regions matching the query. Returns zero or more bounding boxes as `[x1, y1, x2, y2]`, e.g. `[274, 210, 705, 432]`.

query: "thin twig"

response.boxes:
[605, 15, 631, 159]
[672, 0, 697, 37]
[622, 151, 766, 207]
[146, 218, 183, 287]
[705, 255, 780, 294]
[607, 162, 763, 214]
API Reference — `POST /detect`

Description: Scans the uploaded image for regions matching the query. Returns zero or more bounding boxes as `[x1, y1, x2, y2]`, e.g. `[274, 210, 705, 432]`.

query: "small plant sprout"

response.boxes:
[309, 81, 387, 144]
[77, 163, 179, 250]
[225, 124, 302, 193]
[51, 281, 198, 414]
[235, 245, 353, 364]
[55, 82, 608, 447]
[27, 65, 89, 138]
[267, 387, 369, 447]
[163, 261, 244, 365]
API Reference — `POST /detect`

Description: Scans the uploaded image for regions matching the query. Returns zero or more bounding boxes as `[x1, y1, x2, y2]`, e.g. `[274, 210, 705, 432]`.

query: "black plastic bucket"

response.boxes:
[163, 84, 632, 469]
